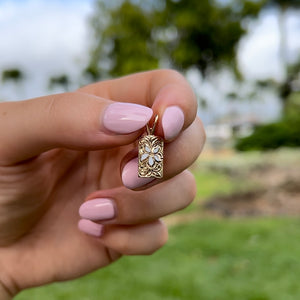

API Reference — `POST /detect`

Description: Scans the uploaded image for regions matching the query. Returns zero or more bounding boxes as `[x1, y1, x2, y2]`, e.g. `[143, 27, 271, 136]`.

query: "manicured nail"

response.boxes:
[122, 157, 154, 189]
[78, 219, 103, 237]
[103, 102, 153, 134]
[79, 198, 115, 221]
[162, 106, 184, 140]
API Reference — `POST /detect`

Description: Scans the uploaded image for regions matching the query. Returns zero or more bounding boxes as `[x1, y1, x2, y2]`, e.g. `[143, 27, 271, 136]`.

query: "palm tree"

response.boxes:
[1, 68, 25, 100]
[2, 68, 24, 83]
[267, 0, 300, 78]
[48, 74, 70, 92]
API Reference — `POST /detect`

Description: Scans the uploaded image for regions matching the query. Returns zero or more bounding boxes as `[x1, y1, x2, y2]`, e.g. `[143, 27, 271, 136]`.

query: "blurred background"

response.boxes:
[1, 0, 299, 299]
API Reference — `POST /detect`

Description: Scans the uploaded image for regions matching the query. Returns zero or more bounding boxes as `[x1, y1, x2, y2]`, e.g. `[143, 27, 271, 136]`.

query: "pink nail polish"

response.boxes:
[78, 219, 103, 237]
[103, 102, 153, 134]
[162, 106, 184, 140]
[122, 157, 154, 189]
[79, 198, 115, 221]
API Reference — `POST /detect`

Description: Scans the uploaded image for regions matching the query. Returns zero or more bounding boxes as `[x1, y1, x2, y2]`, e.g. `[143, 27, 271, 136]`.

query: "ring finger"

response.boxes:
[79, 170, 196, 225]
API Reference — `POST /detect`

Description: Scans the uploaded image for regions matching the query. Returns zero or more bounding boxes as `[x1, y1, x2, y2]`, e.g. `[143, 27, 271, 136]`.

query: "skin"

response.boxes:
[0, 70, 205, 298]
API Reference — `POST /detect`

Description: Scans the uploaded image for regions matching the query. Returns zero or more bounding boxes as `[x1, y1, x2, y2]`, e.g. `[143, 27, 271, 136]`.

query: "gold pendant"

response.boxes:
[138, 115, 164, 178]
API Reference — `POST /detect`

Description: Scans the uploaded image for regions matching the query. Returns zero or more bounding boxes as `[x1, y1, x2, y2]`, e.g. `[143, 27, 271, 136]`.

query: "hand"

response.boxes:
[0, 70, 205, 298]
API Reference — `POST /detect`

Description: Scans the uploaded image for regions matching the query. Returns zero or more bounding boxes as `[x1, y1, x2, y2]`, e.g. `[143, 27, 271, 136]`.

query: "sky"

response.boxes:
[0, 0, 93, 99]
[0, 0, 300, 124]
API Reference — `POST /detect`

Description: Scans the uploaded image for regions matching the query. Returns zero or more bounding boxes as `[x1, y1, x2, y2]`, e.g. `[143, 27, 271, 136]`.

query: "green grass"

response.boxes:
[192, 147, 300, 203]
[16, 218, 300, 300]
[15, 150, 300, 299]
[194, 170, 236, 199]
[186, 157, 260, 212]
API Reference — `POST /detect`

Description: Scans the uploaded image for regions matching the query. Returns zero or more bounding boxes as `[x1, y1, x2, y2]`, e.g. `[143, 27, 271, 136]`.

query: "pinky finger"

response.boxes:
[78, 219, 168, 256]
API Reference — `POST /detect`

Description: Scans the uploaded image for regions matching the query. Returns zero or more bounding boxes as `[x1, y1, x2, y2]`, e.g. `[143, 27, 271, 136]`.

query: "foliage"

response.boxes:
[86, 0, 264, 79]
[280, 58, 300, 102]
[265, 0, 300, 9]
[48, 74, 70, 91]
[236, 92, 300, 151]
[160, 0, 262, 74]
[235, 117, 300, 151]
[284, 92, 300, 119]
[85, 0, 160, 79]
[1, 68, 24, 83]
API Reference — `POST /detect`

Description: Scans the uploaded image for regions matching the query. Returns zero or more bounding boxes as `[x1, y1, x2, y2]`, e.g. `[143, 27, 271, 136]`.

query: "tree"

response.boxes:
[265, 0, 300, 76]
[1, 68, 25, 100]
[86, 0, 265, 79]
[48, 74, 70, 91]
[160, 0, 264, 74]
[248, 0, 300, 112]
[85, 0, 160, 79]
[1, 68, 24, 83]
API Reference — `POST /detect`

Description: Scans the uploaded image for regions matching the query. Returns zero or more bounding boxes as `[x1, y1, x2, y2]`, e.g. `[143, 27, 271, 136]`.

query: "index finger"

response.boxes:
[78, 69, 198, 140]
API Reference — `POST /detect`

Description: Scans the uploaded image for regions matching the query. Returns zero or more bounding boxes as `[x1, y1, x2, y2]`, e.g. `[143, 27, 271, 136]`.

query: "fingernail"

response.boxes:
[122, 157, 154, 189]
[79, 198, 115, 221]
[78, 219, 103, 237]
[103, 102, 153, 134]
[162, 106, 184, 140]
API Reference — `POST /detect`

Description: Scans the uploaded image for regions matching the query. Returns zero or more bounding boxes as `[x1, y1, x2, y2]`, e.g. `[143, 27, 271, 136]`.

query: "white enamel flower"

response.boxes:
[141, 145, 161, 166]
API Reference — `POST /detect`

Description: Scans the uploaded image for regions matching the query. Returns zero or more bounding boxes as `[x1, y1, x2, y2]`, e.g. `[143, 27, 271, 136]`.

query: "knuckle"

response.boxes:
[147, 222, 169, 255]
[184, 171, 197, 206]
[199, 118, 207, 144]
[158, 223, 169, 248]
[157, 68, 184, 80]
[116, 231, 132, 255]
[192, 118, 206, 160]
[41, 96, 62, 137]
[0, 148, 10, 164]
[43, 95, 64, 124]
[116, 198, 147, 225]
[177, 171, 197, 210]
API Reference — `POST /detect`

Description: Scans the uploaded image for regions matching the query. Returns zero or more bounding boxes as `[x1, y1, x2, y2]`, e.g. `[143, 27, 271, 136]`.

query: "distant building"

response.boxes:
[205, 114, 260, 149]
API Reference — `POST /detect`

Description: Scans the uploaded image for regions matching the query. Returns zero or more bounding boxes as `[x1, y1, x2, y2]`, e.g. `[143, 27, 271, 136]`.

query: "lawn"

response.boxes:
[16, 218, 300, 300]
[16, 149, 300, 300]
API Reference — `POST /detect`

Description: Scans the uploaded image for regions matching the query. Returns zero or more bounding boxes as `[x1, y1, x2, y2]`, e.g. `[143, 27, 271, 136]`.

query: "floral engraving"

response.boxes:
[138, 134, 163, 178]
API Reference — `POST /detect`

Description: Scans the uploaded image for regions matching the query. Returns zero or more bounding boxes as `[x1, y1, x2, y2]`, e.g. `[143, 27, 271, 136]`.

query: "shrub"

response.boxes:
[235, 117, 300, 151]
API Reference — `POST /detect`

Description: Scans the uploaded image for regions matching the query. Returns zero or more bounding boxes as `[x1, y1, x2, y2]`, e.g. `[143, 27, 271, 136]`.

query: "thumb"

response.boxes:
[0, 92, 153, 164]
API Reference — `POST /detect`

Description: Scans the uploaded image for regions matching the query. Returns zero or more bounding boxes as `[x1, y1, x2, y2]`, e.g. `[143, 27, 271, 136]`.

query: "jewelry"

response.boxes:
[138, 115, 164, 178]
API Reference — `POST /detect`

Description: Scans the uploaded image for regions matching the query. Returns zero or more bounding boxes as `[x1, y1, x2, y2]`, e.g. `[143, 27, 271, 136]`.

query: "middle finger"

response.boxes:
[121, 117, 205, 190]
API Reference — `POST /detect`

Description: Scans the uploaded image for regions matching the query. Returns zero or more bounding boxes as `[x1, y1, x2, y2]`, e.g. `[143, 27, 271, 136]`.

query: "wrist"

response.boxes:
[0, 282, 12, 300]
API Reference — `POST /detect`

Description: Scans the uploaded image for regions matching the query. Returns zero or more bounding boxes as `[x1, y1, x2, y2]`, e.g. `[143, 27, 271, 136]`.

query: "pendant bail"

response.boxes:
[146, 115, 159, 135]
